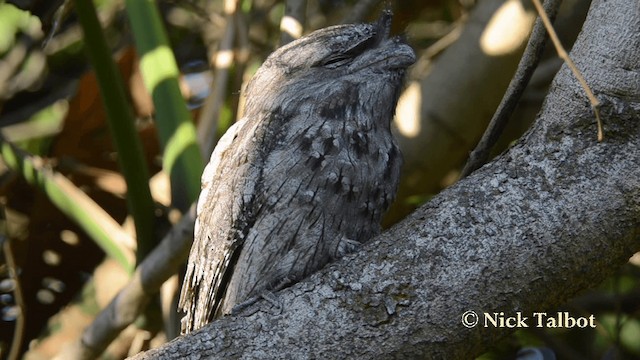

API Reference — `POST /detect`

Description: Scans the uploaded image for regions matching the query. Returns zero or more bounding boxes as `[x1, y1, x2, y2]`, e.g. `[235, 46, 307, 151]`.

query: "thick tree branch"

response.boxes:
[132, 0, 640, 357]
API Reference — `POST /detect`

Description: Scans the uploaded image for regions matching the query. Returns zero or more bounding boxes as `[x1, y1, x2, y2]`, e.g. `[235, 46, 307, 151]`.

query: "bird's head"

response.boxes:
[243, 11, 416, 118]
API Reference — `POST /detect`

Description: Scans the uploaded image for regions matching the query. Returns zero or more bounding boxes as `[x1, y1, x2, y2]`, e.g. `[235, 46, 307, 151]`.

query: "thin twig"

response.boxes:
[531, 0, 603, 141]
[3, 238, 25, 360]
[197, 0, 240, 160]
[43, 0, 73, 49]
[461, 0, 563, 178]
[421, 19, 465, 60]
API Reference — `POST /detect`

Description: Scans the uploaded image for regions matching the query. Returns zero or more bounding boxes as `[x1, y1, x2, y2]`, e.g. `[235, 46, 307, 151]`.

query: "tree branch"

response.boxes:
[57, 206, 195, 359]
[460, 0, 562, 177]
[132, 0, 640, 357]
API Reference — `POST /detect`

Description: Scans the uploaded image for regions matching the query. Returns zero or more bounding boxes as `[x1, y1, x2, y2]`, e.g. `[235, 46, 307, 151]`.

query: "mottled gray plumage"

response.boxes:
[178, 11, 415, 334]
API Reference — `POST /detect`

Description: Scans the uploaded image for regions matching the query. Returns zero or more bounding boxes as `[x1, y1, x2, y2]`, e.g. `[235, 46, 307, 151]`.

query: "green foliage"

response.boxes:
[75, 0, 155, 264]
[124, 0, 204, 210]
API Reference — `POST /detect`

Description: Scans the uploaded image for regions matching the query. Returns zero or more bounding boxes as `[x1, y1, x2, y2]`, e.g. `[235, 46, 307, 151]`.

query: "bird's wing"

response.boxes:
[178, 115, 265, 333]
[216, 94, 396, 313]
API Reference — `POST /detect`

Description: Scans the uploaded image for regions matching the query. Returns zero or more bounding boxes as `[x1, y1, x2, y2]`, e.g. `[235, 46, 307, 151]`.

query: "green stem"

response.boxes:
[0, 137, 135, 272]
[124, 0, 204, 210]
[74, 0, 156, 263]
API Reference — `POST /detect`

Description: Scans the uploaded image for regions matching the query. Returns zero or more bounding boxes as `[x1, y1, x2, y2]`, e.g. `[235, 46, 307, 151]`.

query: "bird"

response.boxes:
[178, 10, 415, 334]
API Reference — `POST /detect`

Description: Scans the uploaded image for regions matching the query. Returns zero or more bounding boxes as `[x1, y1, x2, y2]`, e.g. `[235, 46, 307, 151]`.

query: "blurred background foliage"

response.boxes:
[0, 0, 638, 358]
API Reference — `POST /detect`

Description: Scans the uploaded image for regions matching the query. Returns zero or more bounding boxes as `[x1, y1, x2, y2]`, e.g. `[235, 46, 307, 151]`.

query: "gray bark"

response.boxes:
[132, 0, 640, 358]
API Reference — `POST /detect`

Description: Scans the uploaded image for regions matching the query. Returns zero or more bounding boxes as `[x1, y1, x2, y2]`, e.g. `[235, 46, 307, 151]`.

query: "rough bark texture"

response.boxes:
[134, 0, 640, 357]
[179, 12, 415, 333]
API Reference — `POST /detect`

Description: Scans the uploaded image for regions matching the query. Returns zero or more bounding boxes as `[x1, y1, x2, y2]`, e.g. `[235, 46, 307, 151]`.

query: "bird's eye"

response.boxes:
[315, 35, 377, 69]
[345, 35, 377, 57]
[318, 53, 353, 68]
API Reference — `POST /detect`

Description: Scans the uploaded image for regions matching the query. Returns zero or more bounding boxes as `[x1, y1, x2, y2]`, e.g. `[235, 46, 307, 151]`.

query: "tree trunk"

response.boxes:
[131, 0, 640, 357]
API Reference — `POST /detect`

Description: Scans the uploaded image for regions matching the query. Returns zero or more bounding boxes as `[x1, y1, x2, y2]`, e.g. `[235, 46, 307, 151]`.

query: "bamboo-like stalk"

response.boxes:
[0, 136, 135, 271]
[124, 0, 204, 210]
[74, 0, 156, 262]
